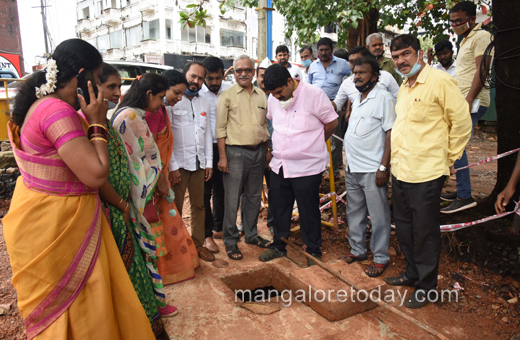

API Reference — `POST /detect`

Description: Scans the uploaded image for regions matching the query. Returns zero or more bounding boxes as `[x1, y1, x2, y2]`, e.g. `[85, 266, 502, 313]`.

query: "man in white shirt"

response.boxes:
[199, 57, 231, 253]
[343, 57, 395, 278]
[168, 61, 214, 262]
[333, 46, 400, 117]
[276, 45, 304, 80]
[427, 39, 457, 77]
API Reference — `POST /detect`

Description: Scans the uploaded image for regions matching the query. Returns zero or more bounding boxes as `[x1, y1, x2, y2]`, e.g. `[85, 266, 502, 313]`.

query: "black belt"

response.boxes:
[237, 144, 262, 151]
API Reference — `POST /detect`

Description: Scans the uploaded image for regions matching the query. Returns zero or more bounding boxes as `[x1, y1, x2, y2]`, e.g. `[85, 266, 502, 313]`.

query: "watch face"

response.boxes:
[379, 165, 386, 171]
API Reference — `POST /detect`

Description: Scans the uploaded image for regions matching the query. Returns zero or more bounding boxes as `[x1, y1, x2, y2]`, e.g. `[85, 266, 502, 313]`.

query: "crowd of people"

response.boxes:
[2, 1, 502, 338]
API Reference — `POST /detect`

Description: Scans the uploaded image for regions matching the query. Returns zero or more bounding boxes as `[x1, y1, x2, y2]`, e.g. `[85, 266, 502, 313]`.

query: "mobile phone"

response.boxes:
[77, 71, 99, 105]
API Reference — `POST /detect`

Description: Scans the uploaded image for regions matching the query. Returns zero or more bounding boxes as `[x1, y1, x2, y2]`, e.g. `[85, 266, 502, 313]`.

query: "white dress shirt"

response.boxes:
[167, 94, 213, 171]
[433, 59, 456, 78]
[345, 86, 396, 173]
[287, 63, 304, 79]
[333, 70, 400, 111]
[199, 82, 231, 144]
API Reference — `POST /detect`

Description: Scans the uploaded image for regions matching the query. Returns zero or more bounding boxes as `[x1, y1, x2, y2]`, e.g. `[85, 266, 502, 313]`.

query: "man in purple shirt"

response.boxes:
[258, 64, 338, 266]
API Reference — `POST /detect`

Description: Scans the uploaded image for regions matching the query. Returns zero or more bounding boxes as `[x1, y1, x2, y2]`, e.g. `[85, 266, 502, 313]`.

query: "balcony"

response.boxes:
[77, 19, 91, 33]
[103, 8, 121, 26]
[140, 39, 161, 54]
[139, 0, 156, 14]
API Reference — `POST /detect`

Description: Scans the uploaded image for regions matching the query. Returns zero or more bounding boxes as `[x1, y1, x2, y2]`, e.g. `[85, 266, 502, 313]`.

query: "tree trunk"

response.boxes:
[491, 0, 520, 214]
[347, 8, 379, 50]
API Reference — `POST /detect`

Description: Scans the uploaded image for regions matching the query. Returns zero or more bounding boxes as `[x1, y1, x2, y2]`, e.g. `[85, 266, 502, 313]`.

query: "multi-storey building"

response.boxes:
[75, 0, 338, 66]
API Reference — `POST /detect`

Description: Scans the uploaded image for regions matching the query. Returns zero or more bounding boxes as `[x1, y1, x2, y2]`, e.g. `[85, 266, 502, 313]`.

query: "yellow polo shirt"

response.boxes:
[455, 22, 493, 107]
[216, 83, 269, 146]
[391, 65, 472, 183]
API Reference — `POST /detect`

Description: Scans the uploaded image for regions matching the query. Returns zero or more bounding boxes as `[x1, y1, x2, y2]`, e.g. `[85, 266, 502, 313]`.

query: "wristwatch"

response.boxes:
[266, 147, 272, 152]
[379, 165, 387, 172]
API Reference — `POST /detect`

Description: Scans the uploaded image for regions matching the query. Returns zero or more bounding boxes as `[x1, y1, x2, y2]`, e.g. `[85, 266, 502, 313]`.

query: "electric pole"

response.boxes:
[258, 0, 267, 62]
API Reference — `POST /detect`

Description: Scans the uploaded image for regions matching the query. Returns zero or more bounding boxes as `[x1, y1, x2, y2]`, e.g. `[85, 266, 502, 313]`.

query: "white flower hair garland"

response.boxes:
[35, 59, 59, 99]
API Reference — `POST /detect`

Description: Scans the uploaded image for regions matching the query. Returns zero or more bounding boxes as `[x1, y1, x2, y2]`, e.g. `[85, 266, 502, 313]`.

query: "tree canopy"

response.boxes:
[180, 0, 491, 48]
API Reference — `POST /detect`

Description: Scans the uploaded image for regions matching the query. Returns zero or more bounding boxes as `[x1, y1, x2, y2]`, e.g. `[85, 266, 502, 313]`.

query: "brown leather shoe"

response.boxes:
[213, 231, 223, 239]
[197, 246, 215, 262]
[204, 237, 219, 253]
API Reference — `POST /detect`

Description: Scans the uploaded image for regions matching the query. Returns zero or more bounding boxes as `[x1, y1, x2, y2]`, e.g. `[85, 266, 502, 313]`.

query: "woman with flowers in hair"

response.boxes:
[3, 39, 154, 339]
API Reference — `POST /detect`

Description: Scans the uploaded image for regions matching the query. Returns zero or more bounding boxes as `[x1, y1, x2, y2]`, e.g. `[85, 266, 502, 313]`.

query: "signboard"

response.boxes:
[0, 53, 21, 78]
[144, 54, 163, 65]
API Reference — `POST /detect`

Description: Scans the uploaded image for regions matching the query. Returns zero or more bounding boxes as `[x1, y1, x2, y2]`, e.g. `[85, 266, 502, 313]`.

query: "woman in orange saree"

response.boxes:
[2, 39, 154, 340]
[144, 70, 200, 285]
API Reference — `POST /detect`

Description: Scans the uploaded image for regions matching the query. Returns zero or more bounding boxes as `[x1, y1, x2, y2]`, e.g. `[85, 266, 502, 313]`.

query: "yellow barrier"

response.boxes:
[0, 78, 24, 141]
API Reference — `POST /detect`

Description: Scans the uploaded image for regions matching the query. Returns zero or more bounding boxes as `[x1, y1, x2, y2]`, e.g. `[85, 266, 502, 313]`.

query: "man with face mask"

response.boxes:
[427, 39, 456, 77]
[441, 1, 493, 214]
[385, 34, 472, 308]
[299, 45, 315, 81]
[341, 57, 395, 278]
[366, 33, 403, 86]
[199, 57, 231, 253]
[258, 64, 338, 266]
[216, 55, 271, 261]
[168, 61, 215, 262]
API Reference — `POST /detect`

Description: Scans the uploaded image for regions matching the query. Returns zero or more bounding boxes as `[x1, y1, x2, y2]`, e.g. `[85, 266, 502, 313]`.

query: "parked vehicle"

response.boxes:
[105, 61, 174, 94]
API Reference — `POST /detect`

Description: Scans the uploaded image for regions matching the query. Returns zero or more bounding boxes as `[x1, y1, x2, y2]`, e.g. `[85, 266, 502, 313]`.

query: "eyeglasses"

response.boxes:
[449, 16, 471, 26]
[234, 68, 254, 74]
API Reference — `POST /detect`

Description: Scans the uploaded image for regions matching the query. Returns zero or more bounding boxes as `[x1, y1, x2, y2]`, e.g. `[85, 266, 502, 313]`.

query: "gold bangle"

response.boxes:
[90, 137, 108, 143]
[89, 124, 108, 130]
[126, 202, 129, 211]
[118, 198, 124, 205]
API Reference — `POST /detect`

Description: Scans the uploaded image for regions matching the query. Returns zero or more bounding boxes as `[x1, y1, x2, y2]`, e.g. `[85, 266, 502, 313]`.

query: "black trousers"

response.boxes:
[270, 168, 323, 255]
[204, 143, 225, 238]
[264, 170, 274, 229]
[392, 175, 445, 291]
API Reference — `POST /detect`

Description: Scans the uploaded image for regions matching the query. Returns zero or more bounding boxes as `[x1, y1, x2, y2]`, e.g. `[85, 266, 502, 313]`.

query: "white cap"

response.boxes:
[258, 57, 272, 69]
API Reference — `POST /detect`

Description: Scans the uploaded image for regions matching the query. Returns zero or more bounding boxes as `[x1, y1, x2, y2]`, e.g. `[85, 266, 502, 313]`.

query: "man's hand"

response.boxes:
[169, 170, 181, 185]
[375, 170, 388, 187]
[218, 157, 229, 173]
[265, 149, 272, 169]
[466, 97, 474, 114]
[427, 48, 434, 65]
[205, 168, 213, 182]
[496, 186, 516, 214]
[450, 166, 457, 175]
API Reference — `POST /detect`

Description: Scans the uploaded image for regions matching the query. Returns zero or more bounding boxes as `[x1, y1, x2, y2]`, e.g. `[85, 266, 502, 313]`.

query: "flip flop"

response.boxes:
[225, 244, 243, 261]
[339, 253, 368, 264]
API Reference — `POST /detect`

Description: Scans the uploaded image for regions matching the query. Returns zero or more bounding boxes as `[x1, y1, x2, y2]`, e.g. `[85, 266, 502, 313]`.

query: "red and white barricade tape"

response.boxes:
[454, 147, 520, 171]
[292, 191, 347, 221]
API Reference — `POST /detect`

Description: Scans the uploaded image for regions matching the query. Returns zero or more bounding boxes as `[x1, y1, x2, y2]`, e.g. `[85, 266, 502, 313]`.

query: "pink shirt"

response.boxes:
[267, 80, 338, 178]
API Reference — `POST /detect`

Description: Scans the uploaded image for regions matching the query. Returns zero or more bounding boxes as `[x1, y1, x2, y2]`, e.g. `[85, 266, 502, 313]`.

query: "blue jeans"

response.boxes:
[453, 106, 488, 199]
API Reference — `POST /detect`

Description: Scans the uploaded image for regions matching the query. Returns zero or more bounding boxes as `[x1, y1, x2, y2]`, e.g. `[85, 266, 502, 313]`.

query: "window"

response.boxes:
[166, 19, 172, 40]
[143, 19, 160, 40]
[111, 0, 117, 8]
[324, 23, 337, 34]
[220, 29, 245, 48]
[81, 7, 90, 20]
[181, 25, 210, 43]
[125, 25, 142, 47]
[97, 34, 109, 52]
[95, 1, 103, 16]
[110, 30, 123, 49]
[87, 38, 97, 49]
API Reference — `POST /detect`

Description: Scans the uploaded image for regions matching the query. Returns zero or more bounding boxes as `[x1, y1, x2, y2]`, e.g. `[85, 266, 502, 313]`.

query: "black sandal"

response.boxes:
[259, 248, 286, 262]
[339, 253, 367, 264]
[245, 235, 271, 248]
[225, 245, 243, 261]
[384, 274, 415, 286]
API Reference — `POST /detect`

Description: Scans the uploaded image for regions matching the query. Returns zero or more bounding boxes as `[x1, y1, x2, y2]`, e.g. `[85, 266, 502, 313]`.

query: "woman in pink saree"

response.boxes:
[2, 39, 154, 339]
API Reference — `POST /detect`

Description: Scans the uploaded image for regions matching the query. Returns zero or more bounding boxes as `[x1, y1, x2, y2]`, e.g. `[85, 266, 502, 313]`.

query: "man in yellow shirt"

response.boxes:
[441, 1, 493, 213]
[216, 55, 272, 260]
[384, 34, 472, 308]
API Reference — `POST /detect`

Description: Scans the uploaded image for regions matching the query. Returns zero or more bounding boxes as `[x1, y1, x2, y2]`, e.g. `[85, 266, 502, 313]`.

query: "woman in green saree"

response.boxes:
[98, 63, 173, 340]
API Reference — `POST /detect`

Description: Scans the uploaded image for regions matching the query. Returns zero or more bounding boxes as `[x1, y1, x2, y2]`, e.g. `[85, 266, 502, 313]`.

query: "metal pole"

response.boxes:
[267, 0, 273, 60]
[40, 0, 49, 54]
[257, 0, 267, 62]
[326, 139, 339, 228]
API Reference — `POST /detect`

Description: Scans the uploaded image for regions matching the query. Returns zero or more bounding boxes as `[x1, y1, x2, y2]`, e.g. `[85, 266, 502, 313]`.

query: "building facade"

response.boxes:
[75, 0, 338, 65]
[0, 0, 24, 76]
